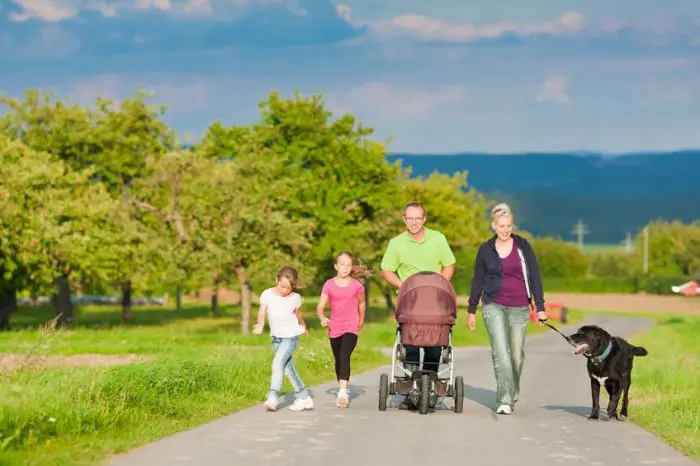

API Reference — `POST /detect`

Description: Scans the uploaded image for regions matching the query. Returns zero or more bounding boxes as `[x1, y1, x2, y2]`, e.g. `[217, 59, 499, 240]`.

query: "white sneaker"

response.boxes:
[289, 396, 314, 411]
[336, 389, 349, 408]
[496, 404, 512, 415]
[264, 396, 279, 411]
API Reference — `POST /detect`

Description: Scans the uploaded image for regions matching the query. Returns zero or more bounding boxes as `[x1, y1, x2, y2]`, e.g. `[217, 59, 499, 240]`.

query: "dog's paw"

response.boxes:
[588, 413, 599, 421]
[618, 414, 628, 421]
[608, 412, 619, 421]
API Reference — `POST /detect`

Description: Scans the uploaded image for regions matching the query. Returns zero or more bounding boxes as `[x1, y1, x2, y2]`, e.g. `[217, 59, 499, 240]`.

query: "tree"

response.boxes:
[0, 135, 124, 327]
[1, 89, 176, 321]
[635, 220, 700, 277]
[198, 124, 318, 331]
[126, 150, 221, 312]
[249, 92, 403, 279]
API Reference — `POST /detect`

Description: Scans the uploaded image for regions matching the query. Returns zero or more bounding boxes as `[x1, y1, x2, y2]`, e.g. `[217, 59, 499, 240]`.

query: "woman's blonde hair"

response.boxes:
[491, 202, 514, 222]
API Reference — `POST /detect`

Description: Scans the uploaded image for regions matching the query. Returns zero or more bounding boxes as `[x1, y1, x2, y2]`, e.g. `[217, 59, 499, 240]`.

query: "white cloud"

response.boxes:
[330, 82, 467, 121]
[537, 75, 572, 104]
[184, 0, 211, 14]
[8, 0, 77, 22]
[370, 11, 585, 42]
[135, 0, 172, 12]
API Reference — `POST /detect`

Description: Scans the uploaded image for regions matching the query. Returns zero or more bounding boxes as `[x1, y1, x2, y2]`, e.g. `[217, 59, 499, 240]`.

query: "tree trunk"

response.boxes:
[176, 286, 182, 312]
[52, 273, 73, 326]
[0, 280, 17, 331]
[211, 284, 219, 317]
[121, 280, 132, 324]
[236, 266, 252, 334]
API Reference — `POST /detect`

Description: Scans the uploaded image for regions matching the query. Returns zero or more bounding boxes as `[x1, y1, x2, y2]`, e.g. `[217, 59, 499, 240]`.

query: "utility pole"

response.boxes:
[571, 219, 589, 249]
[622, 232, 633, 252]
[643, 226, 649, 274]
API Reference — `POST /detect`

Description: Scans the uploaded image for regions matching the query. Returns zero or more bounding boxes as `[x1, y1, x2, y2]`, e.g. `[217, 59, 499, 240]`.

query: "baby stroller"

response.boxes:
[377, 271, 464, 415]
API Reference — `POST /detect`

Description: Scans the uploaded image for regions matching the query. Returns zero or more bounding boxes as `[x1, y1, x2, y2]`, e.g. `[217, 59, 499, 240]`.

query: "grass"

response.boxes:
[0, 300, 582, 465]
[620, 312, 699, 461]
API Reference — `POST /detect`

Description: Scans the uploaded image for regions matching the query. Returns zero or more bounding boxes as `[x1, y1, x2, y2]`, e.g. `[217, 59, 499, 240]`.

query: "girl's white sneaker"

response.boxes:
[264, 396, 279, 411]
[336, 389, 349, 408]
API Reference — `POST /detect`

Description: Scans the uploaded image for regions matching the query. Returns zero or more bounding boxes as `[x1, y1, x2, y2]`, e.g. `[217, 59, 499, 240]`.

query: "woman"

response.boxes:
[466, 202, 547, 415]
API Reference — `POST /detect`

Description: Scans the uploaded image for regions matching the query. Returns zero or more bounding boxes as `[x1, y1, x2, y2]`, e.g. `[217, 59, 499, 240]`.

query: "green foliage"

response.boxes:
[0, 89, 175, 191]
[1, 84, 697, 311]
[590, 250, 637, 277]
[635, 220, 700, 278]
[530, 236, 589, 278]
[0, 135, 124, 295]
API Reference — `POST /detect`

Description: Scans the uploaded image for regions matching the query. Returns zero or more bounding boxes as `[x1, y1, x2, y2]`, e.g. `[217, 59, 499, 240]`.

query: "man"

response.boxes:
[380, 202, 456, 407]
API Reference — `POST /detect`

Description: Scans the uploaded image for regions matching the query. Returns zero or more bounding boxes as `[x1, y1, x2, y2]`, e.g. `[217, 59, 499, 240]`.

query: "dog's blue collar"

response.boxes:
[588, 341, 613, 364]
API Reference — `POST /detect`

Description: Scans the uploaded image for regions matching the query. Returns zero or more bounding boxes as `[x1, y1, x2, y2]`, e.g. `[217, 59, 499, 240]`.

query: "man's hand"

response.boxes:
[380, 270, 403, 289]
[537, 311, 547, 325]
[467, 313, 476, 331]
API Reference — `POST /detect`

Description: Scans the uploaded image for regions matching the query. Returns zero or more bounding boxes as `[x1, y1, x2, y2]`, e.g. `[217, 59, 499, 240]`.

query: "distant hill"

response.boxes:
[386, 150, 700, 244]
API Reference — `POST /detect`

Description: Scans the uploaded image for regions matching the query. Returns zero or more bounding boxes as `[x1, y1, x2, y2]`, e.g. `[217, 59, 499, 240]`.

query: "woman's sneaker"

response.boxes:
[264, 396, 279, 412]
[336, 389, 350, 408]
[289, 396, 314, 411]
[496, 404, 512, 415]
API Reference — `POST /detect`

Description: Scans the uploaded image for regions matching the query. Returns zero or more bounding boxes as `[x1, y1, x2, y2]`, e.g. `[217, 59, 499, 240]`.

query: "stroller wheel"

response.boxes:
[454, 376, 464, 414]
[378, 373, 389, 411]
[418, 373, 431, 415]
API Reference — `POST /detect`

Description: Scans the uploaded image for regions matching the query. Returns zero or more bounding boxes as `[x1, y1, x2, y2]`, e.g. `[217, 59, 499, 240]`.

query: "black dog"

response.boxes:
[568, 325, 648, 421]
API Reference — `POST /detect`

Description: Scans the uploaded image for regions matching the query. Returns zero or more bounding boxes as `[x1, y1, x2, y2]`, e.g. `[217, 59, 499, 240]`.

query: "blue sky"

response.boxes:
[1, 0, 699, 154]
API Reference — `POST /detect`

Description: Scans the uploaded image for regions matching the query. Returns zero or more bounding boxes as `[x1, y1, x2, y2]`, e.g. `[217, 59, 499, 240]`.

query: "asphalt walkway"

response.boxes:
[108, 315, 697, 466]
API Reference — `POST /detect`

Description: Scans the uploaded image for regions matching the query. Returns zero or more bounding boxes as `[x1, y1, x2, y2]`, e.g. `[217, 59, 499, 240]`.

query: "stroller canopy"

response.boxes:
[395, 271, 457, 325]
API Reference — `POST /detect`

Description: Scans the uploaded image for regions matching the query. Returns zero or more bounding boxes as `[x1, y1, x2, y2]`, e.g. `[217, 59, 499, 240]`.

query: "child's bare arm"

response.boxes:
[316, 293, 329, 325]
[357, 289, 366, 330]
[253, 304, 267, 334]
[294, 307, 308, 334]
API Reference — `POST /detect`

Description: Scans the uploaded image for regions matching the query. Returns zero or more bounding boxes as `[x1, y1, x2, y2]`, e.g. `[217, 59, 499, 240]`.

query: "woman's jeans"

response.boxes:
[482, 303, 529, 407]
[267, 336, 310, 400]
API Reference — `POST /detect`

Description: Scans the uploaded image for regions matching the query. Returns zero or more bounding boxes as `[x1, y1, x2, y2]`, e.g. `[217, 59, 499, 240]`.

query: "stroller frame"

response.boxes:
[378, 325, 464, 415]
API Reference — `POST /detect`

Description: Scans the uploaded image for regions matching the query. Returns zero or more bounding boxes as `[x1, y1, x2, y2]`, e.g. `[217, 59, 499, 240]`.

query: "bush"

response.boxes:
[590, 250, 637, 277]
[530, 237, 589, 278]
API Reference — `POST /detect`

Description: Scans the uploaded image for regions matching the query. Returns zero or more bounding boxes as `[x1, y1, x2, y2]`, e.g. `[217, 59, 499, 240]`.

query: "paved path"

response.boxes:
[108, 316, 697, 466]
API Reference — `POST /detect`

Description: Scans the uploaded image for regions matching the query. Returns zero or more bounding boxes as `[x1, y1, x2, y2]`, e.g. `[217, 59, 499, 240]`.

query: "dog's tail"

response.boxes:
[632, 346, 648, 356]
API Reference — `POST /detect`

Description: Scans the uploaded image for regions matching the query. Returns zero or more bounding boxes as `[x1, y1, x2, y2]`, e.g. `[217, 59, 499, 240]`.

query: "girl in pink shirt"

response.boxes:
[316, 251, 371, 408]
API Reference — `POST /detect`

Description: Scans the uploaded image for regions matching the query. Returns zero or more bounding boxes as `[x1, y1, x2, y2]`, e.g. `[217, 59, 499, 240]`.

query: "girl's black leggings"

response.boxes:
[330, 332, 358, 381]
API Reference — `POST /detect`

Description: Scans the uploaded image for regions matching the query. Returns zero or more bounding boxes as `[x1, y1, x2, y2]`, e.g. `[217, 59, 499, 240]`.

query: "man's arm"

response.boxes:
[438, 234, 457, 280]
[380, 270, 403, 288]
[440, 264, 455, 281]
[380, 239, 402, 288]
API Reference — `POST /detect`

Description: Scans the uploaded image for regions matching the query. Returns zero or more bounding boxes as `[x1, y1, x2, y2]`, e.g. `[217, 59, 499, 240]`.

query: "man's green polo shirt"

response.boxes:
[380, 228, 456, 281]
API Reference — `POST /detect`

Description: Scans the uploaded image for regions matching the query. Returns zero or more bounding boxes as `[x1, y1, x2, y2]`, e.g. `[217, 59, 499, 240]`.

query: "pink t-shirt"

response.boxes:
[321, 278, 364, 338]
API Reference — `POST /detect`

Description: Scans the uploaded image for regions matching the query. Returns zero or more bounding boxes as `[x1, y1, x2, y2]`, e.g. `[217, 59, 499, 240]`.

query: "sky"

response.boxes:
[1, 0, 699, 154]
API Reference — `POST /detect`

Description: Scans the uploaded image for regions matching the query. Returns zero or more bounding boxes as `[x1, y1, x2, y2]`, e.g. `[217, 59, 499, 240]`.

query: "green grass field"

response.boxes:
[624, 313, 700, 461]
[1, 303, 697, 464]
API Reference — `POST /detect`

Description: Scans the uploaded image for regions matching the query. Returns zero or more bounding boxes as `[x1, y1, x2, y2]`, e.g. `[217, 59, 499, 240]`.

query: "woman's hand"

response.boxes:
[467, 313, 476, 331]
[319, 316, 330, 327]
